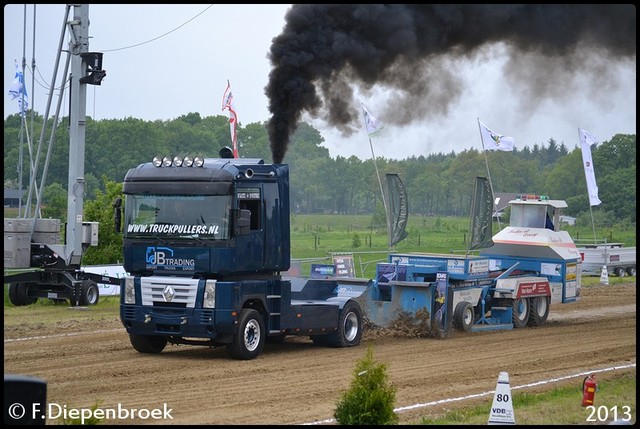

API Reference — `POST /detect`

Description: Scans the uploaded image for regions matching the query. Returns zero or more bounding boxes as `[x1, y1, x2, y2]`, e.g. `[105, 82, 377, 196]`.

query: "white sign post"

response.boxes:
[600, 265, 609, 285]
[488, 371, 516, 425]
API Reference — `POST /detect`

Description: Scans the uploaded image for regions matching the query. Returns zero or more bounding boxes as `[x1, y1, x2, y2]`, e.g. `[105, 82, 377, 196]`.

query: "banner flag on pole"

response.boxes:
[385, 173, 409, 247]
[578, 128, 601, 206]
[468, 176, 494, 251]
[361, 104, 383, 136]
[478, 120, 514, 151]
[8, 60, 28, 117]
[222, 80, 239, 158]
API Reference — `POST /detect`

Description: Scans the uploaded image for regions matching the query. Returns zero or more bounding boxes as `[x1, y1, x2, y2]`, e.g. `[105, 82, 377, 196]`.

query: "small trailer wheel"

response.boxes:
[8, 283, 37, 306]
[80, 280, 100, 306]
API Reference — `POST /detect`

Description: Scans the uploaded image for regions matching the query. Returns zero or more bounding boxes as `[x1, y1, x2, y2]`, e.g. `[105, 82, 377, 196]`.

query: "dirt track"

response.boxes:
[4, 283, 636, 425]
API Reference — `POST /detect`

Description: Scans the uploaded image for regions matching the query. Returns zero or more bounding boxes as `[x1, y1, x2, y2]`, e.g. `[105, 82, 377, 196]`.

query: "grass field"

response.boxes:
[290, 213, 636, 279]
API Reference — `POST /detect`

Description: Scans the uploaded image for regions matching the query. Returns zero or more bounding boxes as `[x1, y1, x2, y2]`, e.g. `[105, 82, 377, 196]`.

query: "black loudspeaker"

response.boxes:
[4, 374, 47, 425]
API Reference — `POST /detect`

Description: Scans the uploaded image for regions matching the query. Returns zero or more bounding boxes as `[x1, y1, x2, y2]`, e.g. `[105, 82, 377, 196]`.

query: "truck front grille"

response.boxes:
[140, 277, 198, 308]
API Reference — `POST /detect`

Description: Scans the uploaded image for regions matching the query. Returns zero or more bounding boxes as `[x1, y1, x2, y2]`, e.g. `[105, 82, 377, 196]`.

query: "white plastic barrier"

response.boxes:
[82, 265, 127, 296]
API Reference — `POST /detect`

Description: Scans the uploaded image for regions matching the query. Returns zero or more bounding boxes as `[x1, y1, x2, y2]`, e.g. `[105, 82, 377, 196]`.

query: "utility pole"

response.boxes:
[65, 4, 90, 265]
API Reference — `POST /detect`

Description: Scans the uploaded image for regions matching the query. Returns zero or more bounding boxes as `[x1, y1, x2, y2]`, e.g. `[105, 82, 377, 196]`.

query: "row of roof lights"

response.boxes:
[152, 155, 205, 168]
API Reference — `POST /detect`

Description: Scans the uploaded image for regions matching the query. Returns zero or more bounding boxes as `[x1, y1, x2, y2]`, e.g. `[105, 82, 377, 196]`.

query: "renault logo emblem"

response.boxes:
[163, 285, 176, 302]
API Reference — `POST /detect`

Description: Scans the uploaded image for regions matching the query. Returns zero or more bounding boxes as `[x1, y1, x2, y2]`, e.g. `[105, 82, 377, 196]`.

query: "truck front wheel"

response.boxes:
[226, 309, 265, 360]
[129, 334, 167, 354]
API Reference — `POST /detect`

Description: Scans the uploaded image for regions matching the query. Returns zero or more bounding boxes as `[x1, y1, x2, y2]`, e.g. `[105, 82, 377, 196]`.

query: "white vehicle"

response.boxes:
[578, 243, 636, 277]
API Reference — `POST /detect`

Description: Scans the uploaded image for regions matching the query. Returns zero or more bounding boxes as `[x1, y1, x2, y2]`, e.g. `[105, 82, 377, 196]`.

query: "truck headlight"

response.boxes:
[124, 276, 136, 304]
[203, 280, 216, 308]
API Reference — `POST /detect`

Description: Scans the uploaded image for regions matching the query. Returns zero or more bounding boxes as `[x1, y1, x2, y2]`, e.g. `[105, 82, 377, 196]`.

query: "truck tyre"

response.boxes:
[511, 298, 530, 329]
[79, 280, 100, 306]
[226, 309, 265, 360]
[453, 301, 474, 332]
[313, 301, 363, 347]
[129, 334, 167, 354]
[527, 296, 550, 327]
[331, 300, 364, 347]
[627, 267, 636, 277]
[8, 283, 37, 306]
[614, 267, 626, 277]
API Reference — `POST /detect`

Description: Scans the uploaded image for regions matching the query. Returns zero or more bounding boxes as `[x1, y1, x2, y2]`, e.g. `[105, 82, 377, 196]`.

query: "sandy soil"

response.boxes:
[4, 283, 636, 425]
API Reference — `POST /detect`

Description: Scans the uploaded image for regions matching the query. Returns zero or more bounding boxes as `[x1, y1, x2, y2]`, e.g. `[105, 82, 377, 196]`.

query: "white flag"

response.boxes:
[478, 120, 514, 151]
[221, 80, 239, 158]
[578, 128, 601, 206]
[8, 61, 28, 116]
[362, 104, 383, 136]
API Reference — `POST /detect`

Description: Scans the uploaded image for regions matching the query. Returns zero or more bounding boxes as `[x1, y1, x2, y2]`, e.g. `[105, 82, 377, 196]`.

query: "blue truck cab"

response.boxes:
[118, 154, 367, 360]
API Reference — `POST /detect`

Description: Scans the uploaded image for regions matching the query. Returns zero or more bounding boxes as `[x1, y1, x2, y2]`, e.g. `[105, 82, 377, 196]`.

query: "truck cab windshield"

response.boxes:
[124, 195, 231, 239]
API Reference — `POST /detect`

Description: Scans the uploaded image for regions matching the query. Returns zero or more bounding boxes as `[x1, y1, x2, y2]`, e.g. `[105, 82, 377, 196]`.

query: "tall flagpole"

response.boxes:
[368, 136, 392, 249]
[362, 104, 391, 249]
[477, 118, 501, 230]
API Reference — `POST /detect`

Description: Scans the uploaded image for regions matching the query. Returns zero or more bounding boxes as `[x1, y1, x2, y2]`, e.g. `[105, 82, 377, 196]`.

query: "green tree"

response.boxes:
[42, 183, 67, 220]
[334, 345, 398, 425]
[82, 178, 123, 264]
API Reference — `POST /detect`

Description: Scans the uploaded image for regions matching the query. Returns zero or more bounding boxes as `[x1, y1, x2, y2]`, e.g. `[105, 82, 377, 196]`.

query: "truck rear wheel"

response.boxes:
[313, 301, 363, 347]
[527, 296, 550, 327]
[453, 301, 474, 332]
[8, 283, 37, 306]
[336, 300, 363, 347]
[129, 334, 167, 354]
[226, 309, 265, 360]
[627, 267, 636, 277]
[511, 298, 530, 328]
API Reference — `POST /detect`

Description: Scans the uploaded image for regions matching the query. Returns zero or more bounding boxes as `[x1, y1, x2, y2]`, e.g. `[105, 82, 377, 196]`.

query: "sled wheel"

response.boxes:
[453, 301, 475, 332]
[511, 298, 530, 328]
[527, 296, 550, 327]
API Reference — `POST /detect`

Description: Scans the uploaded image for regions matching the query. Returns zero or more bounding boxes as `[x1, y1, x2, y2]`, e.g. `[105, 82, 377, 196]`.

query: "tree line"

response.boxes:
[4, 112, 636, 225]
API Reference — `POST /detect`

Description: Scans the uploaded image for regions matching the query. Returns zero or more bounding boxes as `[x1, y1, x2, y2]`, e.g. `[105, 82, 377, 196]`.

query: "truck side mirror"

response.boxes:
[113, 197, 122, 233]
[233, 208, 251, 236]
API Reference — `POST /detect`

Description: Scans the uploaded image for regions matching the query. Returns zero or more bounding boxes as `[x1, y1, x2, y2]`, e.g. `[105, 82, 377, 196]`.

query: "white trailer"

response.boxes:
[578, 243, 636, 277]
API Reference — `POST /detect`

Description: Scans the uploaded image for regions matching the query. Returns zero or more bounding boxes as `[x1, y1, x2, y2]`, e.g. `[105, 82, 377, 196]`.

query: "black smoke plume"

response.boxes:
[265, 4, 635, 163]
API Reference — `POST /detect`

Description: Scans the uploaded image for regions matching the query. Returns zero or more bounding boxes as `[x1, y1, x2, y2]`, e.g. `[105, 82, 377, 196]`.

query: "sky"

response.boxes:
[4, 4, 636, 162]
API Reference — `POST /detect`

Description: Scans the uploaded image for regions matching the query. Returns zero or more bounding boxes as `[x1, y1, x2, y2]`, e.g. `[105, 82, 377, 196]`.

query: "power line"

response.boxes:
[100, 5, 214, 53]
